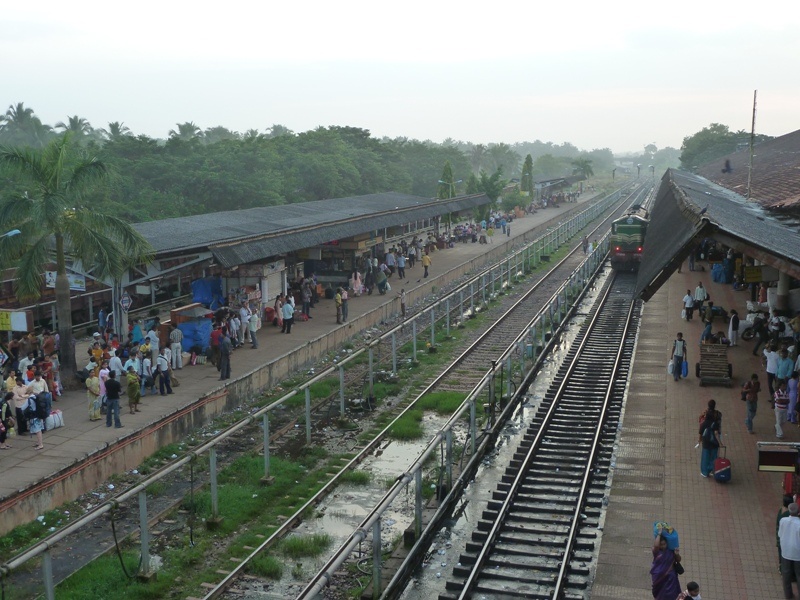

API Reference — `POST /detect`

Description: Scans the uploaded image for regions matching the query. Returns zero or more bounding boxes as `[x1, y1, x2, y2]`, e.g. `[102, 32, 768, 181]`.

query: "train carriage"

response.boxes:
[610, 205, 649, 272]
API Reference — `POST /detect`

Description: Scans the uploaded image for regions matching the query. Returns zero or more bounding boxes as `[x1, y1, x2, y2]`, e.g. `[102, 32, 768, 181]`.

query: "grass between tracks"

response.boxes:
[52, 449, 337, 599]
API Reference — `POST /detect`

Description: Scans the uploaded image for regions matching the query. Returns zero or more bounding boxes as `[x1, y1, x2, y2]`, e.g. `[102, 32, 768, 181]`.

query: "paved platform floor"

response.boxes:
[0, 195, 600, 506]
[592, 267, 791, 599]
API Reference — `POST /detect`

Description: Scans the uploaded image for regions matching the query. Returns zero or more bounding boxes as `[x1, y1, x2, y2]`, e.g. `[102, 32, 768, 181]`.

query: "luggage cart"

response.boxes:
[695, 344, 732, 387]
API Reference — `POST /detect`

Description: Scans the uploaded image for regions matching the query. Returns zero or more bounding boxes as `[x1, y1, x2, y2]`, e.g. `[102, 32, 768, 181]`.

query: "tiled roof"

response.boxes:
[695, 129, 800, 211]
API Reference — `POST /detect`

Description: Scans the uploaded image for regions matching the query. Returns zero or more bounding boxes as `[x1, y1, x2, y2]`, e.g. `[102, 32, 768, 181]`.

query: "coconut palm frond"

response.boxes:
[0, 191, 36, 226]
[82, 212, 153, 262]
[13, 235, 51, 301]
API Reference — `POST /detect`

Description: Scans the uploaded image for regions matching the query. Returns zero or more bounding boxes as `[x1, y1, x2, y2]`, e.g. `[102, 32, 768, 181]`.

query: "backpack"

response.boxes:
[23, 396, 37, 419]
[702, 422, 718, 445]
[35, 394, 49, 420]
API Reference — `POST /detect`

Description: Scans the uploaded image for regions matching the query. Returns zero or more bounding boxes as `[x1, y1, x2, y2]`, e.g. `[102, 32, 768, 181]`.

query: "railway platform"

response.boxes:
[0, 192, 603, 534]
[592, 266, 790, 599]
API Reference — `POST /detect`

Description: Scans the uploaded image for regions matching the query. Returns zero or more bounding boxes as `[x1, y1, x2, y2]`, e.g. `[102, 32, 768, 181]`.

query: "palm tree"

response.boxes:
[100, 121, 132, 142]
[2, 103, 53, 147]
[469, 144, 486, 173]
[168, 121, 202, 141]
[55, 115, 94, 144]
[571, 157, 594, 179]
[0, 134, 153, 385]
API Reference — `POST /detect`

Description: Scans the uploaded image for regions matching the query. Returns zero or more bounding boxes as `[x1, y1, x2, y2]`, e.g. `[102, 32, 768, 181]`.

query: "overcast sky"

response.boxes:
[3, 1, 798, 154]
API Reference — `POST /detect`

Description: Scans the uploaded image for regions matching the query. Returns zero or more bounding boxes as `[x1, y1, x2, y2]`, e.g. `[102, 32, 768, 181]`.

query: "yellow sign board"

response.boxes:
[0, 310, 34, 332]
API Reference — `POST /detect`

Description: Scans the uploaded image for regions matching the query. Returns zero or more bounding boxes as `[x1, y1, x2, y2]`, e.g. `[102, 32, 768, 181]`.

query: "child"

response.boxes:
[398, 289, 406, 318]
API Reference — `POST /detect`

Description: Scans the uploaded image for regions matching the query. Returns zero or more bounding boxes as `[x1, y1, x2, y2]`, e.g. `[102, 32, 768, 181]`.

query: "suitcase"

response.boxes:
[45, 409, 65, 430]
[714, 448, 731, 482]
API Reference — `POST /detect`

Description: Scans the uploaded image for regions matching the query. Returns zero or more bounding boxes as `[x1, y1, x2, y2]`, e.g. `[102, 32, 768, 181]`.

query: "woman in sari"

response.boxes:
[651, 532, 682, 599]
[126, 366, 141, 414]
[274, 294, 284, 329]
[86, 372, 102, 421]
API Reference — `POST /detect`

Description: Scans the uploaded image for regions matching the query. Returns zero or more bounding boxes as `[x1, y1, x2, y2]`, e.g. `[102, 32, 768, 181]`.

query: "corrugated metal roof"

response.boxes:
[209, 194, 490, 268]
[637, 169, 800, 300]
[131, 192, 491, 267]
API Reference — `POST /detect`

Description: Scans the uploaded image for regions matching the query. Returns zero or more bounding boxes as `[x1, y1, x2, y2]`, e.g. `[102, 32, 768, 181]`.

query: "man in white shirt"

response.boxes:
[764, 344, 780, 398]
[146, 324, 160, 365]
[108, 349, 124, 379]
[694, 282, 708, 310]
[239, 305, 251, 344]
[140, 355, 156, 396]
[682, 289, 695, 321]
[779, 503, 800, 599]
[169, 325, 184, 370]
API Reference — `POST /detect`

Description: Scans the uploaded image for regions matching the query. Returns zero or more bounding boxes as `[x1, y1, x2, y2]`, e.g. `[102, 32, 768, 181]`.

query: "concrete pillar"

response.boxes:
[776, 271, 790, 311]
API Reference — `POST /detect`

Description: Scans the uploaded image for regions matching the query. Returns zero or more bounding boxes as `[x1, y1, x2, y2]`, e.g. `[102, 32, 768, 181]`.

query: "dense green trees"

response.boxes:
[679, 123, 772, 170]
[0, 103, 625, 223]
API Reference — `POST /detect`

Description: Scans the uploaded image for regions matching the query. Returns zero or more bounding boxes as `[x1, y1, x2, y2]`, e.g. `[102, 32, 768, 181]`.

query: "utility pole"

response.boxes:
[746, 90, 757, 201]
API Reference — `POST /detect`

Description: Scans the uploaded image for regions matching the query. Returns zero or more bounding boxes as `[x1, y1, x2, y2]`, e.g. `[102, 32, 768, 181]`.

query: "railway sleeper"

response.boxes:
[482, 557, 592, 579]
[468, 530, 595, 550]
[497, 481, 603, 497]
[469, 580, 586, 600]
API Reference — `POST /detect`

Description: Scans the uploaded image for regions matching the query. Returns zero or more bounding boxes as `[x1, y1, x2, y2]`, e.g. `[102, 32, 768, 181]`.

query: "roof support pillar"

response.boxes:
[776, 271, 791, 312]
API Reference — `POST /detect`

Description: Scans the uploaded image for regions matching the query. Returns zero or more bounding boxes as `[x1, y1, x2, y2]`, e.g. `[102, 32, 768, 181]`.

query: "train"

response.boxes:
[610, 204, 649, 272]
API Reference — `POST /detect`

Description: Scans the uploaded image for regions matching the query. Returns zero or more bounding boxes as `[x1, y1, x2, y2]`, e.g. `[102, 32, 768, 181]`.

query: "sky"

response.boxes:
[3, 1, 799, 154]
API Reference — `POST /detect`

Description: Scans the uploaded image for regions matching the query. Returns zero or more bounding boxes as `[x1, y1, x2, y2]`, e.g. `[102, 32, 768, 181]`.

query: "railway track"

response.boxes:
[439, 272, 640, 600]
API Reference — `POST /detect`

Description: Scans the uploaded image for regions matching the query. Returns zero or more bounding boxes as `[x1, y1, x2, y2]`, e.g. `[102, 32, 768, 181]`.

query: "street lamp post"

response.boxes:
[612, 168, 616, 180]
[437, 179, 463, 198]
[636, 164, 641, 179]
[437, 179, 462, 235]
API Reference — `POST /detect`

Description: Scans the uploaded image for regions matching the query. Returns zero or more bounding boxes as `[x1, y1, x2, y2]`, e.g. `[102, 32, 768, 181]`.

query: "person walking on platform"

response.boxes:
[670, 333, 687, 382]
[422, 252, 432, 278]
[698, 399, 722, 477]
[219, 332, 232, 380]
[700, 302, 714, 344]
[281, 298, 295, 334]
[778, 503, 800, 598]
[728, 309, 740, 346]
[104, 371, 123, 429]
[694, 282, 708, 311]
[248, 311, 259, 349]
[169, 325, 183, 370]
[778, 495, 793, 573]
[743, 373, 761, 434]
[765, 344, 780, 398]
[775, 380, 790, 439]
[682, 290, 695, 321]
[675, 582, 701, 599]
[650, 529, 682, 600]
[335, 288, 343, 324]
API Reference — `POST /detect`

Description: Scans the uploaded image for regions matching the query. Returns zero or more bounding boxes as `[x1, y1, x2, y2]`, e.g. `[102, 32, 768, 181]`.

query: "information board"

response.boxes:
[0, 310, 34, 332]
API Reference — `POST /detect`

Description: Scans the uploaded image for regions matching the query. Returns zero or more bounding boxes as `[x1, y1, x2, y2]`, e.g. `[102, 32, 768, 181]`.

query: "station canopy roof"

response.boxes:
[133, 191, 491, 268]
[636, 169, 800, 301]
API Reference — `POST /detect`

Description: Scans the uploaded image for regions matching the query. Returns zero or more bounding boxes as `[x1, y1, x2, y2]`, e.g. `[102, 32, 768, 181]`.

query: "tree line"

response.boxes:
[0, 103, 614, 223]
